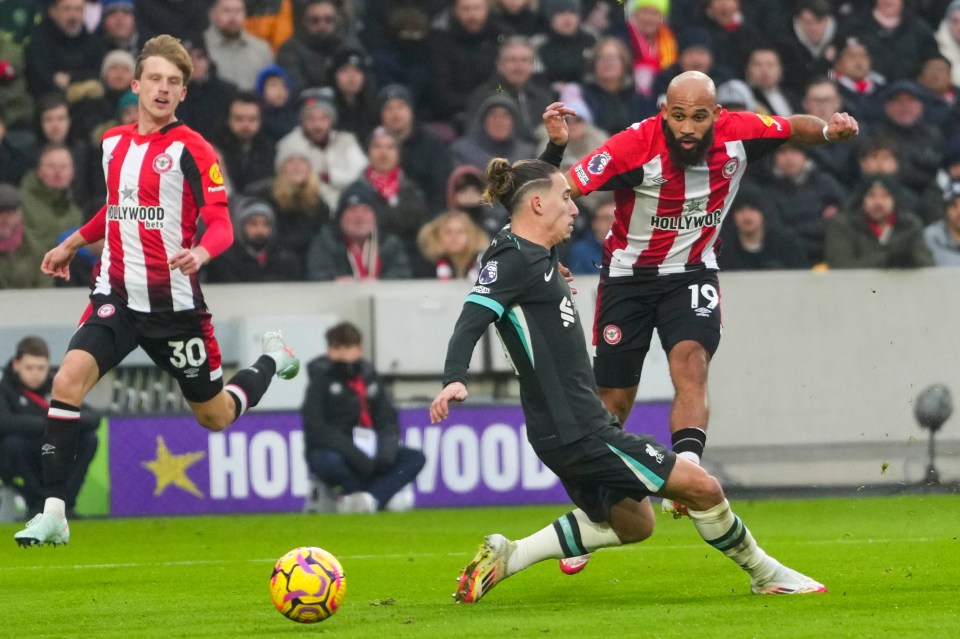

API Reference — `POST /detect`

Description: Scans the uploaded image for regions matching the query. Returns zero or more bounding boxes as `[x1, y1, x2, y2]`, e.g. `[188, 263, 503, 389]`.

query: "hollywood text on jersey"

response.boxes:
[106, 204, 166, 229]
[649, 209, 722, 231]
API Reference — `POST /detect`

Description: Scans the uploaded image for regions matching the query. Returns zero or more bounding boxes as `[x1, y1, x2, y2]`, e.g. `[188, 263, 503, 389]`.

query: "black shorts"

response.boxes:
[537, 421, 676, 523]
[68, 293, 224, 403]
[593, 269, 722, 389]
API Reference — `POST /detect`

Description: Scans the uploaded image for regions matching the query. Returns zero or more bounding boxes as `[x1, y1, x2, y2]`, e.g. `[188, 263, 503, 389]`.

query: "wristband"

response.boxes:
[539, 140, 567, 168]
[822, 124, 830, 141]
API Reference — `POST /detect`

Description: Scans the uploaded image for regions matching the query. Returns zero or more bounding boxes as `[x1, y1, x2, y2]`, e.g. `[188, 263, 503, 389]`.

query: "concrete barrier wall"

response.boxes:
[2, 268, 958, 487]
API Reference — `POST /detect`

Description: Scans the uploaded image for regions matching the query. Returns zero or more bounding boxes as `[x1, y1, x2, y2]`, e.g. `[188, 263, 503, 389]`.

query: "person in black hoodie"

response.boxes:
[204, 198, 303, 282]
[0, 336, 99, 518]
[177, 38, 237, 141]
[301, 322, 425, 513]
[428, 0, 502, 124]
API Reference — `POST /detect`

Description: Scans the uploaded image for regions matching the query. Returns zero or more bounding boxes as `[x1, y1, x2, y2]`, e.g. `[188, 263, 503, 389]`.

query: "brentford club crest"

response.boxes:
[152, 153, 173, 174]
[602, 324, 622, 345]
[98, 304, 116, 318]
[721, 158, 740, 179]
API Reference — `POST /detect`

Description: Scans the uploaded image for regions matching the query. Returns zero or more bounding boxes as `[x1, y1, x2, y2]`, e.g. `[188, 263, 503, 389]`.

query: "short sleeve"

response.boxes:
[568, 125, 649, 195]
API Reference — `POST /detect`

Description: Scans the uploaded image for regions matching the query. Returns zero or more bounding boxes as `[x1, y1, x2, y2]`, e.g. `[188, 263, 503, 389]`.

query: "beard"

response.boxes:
[662, 120, 714, 167]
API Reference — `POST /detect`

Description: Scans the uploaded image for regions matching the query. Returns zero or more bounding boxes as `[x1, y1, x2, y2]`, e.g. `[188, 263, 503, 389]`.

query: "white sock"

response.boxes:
[678, 451, 701, 465]
[507, 509, 622, 576]
[689, 499, 778, 583]
[43, 497, 66, 519]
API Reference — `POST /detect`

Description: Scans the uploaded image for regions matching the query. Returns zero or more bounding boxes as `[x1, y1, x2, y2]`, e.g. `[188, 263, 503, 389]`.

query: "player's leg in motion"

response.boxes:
[14, 350, 100, 547]
[455, 500, 653, 603]
[661, 339, 710, 518]
[659, 458, 826, 595]
[190, 331, 300, 432]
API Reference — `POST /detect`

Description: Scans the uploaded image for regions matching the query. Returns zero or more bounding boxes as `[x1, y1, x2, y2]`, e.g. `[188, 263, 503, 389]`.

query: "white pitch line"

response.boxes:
[1, 536, 950, 571]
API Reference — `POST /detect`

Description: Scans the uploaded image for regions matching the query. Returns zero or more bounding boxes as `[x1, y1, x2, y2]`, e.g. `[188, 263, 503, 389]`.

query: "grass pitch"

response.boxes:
[1, 495, 957, 639]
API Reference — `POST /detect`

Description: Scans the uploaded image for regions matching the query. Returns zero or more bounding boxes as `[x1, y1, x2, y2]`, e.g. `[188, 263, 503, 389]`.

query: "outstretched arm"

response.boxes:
[429, 302, 497, 423]
[540, 101, 583, 198]
[788, 112, 859, 146]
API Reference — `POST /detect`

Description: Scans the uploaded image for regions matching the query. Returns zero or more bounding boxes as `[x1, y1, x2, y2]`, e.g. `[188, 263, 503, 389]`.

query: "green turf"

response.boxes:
[1, 496, 957, 639]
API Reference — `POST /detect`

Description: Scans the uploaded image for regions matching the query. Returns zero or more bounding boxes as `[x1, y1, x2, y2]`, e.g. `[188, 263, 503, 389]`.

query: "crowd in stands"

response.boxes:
[3, 0, 960, 289]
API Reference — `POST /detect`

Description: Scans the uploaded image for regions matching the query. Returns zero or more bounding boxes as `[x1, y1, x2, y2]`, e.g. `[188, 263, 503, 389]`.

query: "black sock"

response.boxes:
[41, 400, 82, 501]
[671, 427, 707, 462]
[224, 355, 276, 419]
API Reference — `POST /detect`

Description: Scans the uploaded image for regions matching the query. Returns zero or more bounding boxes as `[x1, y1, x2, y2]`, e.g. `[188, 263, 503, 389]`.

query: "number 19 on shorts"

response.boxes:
[689, 283, 719, 310]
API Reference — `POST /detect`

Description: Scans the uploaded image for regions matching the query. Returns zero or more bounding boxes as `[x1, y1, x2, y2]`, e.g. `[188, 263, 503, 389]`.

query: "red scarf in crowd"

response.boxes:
[365, 166, 401, 206]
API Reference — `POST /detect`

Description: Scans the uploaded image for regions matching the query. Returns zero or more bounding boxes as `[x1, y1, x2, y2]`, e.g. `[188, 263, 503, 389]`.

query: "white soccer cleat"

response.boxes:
[262, 330, 300, 380]
[559, 554, 591, 575]
[454, 533, 514, 603]
[751, 564, 827, 595]
[661, 497, 690, 519]
[14, 513, 70, 547]
[336, 492, 378, 514]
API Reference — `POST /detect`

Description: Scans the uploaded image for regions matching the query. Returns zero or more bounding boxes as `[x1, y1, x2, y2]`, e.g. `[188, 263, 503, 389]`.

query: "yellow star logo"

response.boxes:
[141, 436, 206, 498]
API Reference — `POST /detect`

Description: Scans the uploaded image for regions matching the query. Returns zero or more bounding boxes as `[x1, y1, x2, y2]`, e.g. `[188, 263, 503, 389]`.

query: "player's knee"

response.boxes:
[612, 517, 654, 544]
[686, 473, 724, 511]
[51, 367, 86, 404]
[196, 410, 232, 432]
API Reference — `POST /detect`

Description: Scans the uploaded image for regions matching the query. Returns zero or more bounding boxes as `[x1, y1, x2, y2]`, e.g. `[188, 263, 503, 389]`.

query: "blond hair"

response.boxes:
[136, 35, 193, 83]
[417, 210, 490, 276]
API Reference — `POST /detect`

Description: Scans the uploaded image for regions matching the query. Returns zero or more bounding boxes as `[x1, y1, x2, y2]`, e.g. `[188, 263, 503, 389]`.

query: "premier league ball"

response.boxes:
[269, 546, 346, 623]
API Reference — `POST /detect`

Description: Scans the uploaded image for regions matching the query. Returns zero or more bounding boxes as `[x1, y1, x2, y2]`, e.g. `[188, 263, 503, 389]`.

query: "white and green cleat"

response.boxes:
[262, 330, 300, 380]
[14, 513, 70, 547]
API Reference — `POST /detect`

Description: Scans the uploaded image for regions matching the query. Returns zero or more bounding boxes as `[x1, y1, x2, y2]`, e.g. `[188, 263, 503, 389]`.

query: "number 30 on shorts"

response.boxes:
[168, 338, 208, 368]
[688, 283, 719, 309]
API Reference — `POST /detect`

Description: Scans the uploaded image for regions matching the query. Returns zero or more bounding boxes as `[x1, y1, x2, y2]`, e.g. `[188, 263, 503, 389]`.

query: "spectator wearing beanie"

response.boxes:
[276, 87, 367, 210]
[98, 0, 139, 56]
[451, 93, 536, 173]
[624, 0, 677, 100]
[254, 64, 299, 144]
[204, 198, 303, 282]
[328, 46, 379, 147]
[305, 185, 412, 281]
[377, 83, 452, 215]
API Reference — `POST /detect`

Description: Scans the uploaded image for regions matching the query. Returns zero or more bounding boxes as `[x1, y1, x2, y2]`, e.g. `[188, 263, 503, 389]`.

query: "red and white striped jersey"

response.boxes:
[569, 110, 792, 277]
[93, 122, 229, 312]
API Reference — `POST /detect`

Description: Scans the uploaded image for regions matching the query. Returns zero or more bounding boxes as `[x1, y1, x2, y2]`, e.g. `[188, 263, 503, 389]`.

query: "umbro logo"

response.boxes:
[695, 307, 713, 318]
[651, 177, 669, 185]
[41, 444, 56, 455]
[559, 297, 575, 327]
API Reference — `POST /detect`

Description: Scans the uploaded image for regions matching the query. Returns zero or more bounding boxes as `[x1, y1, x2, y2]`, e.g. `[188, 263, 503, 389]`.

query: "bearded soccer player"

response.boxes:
[538, 71, 858, 573]
[15, 35, 301, 547]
